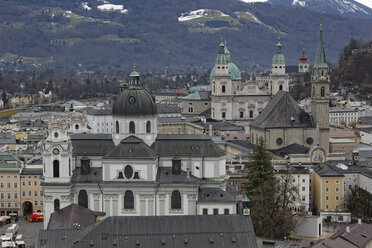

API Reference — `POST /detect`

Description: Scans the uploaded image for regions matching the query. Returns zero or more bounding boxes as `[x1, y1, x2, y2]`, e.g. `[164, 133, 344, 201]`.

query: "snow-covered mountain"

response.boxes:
[240, 0, 372, 18]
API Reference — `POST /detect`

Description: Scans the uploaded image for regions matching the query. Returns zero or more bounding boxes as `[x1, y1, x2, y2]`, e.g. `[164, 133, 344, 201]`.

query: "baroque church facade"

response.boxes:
[210, 39, 290, 132]
[42, 71, 237, 228]
[250, 26, 331, 160]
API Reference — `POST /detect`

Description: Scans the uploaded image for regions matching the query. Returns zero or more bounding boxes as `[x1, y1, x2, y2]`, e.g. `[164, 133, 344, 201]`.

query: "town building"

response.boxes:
[250, 26, 331, 155]
[42, 70, 237, 228]
[329, 107, 358, 126]
[181, 90, 211, 116]
[0, 153, 22, 215]
[20, 158, 44, 216]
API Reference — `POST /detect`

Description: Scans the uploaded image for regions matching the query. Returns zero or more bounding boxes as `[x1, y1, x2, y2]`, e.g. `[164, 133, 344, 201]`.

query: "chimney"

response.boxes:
[186, 168, 190, 179]
[358, 218, 362, 225]
[346, 226, 350, 233]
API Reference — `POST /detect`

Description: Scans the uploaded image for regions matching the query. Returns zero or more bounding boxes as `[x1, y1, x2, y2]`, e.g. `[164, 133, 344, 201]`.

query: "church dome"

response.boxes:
[112, 71, 157, 116]
[209, 62, 242, 80]
[272, 40, 286, 64]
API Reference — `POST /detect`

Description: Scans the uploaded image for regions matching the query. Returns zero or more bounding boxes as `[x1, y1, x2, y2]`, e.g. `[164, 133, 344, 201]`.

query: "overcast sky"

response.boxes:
[355, 0, 372, 9]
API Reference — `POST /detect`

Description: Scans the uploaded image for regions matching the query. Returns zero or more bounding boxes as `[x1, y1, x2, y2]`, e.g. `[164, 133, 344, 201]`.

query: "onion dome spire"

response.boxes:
[300, 49, 308, 63]
[272, 36, 286, 64]
[128, 63, 141, 89]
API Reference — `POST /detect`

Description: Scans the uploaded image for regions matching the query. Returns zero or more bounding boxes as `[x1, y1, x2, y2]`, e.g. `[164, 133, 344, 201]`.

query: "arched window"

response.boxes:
[279, 85, 283, 91]
[116, 121, 119, 134]
[78, 190, 88, 208]
[53, 160, 59, 178]
[171, 190, 181, 209]
[129, 121, 135, 134]
[222, 85, 226, 93]
[188, 107, 193, 113]
[54, 199, 60, 211]
[146, 121, 151, 133]
[124, 190, 134, 209]
[249, 110, 253, 118]
[321, 87, 325, 97]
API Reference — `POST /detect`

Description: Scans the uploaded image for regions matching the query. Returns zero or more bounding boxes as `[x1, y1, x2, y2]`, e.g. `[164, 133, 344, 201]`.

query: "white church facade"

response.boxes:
[42, 71, 237, 228]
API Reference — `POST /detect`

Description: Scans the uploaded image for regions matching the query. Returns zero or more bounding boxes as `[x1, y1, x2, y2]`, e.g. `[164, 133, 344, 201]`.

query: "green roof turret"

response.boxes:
[272, 37, 286, 64]
[128, 63, 141, 89]
[313, 24, 329, 70]
[215, 42, 229, 64]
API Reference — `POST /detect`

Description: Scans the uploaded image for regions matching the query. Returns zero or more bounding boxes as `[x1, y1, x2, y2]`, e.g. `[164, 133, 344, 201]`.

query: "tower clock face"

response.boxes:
[53, 148, 60, 155]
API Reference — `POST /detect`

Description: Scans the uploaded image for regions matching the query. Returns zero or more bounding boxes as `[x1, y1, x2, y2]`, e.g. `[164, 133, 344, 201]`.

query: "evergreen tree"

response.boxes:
[245, 138, 295, 239]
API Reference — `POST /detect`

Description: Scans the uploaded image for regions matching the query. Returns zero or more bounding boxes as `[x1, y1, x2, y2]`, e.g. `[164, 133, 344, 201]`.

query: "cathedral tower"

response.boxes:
[298, 49, 310, 73]
[311, 25, 330, 152]
[269, 38, 289, 95]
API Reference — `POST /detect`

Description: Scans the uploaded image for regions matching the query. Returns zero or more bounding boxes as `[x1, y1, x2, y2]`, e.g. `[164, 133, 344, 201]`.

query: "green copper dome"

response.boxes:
[209, 63, 242, 80]
[113, 71, 157, 116]
[272, 41, 286, 64]
[215, 42, 229, 64]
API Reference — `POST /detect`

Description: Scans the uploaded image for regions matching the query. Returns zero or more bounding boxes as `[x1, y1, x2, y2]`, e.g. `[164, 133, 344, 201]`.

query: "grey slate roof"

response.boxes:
[198, 188, 236, 202]
[21, 168, 42, 175]
[315, 165, 344, 177]
[70, 134, 115, 156]
[323, 160, 372, 179]
[71, 167, 102, 183]
[81, 107, 112, 116]
[251, 91, 315, 129]
[152, 134, 226, 157]
[157, 104, 181, 114]
[156, 167, 199, 184]
[270, 143, 310, 157]
[36, 215, 258, 248]
[191, 119, 244, 131]
[104, 136, 157, 159]
[0, 134, 16, 144]
[358, 116, 372, 125]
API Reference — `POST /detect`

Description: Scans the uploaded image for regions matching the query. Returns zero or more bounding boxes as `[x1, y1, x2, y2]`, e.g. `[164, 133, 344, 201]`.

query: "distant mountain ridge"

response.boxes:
[1, 0, 372, 70]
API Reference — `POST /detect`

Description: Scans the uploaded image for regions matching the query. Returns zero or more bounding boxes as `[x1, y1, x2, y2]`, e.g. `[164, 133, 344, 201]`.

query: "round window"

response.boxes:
[276, 138, 283, 145]
[124, 165, 134, 179]
[129, 96, 136, 104]
[54, 132, 59, 138]
[306, 137, 314, 145]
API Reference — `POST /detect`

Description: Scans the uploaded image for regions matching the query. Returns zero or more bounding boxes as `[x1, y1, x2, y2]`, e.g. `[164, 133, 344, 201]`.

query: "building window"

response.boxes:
[54, 199, 60, 211]
[78, 190, 88, 208]
[28, 181, 31, 186]
[203, 209, 208, 215]
[40, 191, 43, 196]
[222, 112, 226, 119]
[240, 112, 244, 118]
[306, 137, 313, 145]
[336, 187, 339, 192]
[0, 203, 3, 208]
[301, 196, 306, 201]
[22, 191, 25, 197]
[213, 209, 219, 215]
[54, 132, 58, 138]
[0, 193, 3, 199]
[325, 204, 329, 209]
[8, 203, 11, 208]
[224, 209, 229, 215]
[146, 121, 151, 133]
[35, 201, 38, 206]
[222, 85, 226, 93]
[188, 107, 193, 113]
[124, 190, 134, 209]
[325, 196, 329, 201]
[249, 110, 253, 118]
[302, 187, 305, 191]
[0, 183, 3, 188]
[336, 196, 339, 201]
[14, 183, 17, 188]
[325, 187, 329, 192]
[279, 85, 283, 91]
[321, 87, 325, 97]
[325, 181, 329, 184]
[129, 121, 135, 134]
[34, 191, 38, 197]
[302, 179, 305, 183]
[336, 180, 339, 184]
[7, 193, 10, 199]
[81, 159, 90, 176]
[7, 183, 10, 188]
[276, 138, 283, 145]
[53, 160, 60, 178]
[171, 190, 181, 209]
[124, 165, 134, 179]
[28, 191, 31, 196]
[115, 121, 119, 134]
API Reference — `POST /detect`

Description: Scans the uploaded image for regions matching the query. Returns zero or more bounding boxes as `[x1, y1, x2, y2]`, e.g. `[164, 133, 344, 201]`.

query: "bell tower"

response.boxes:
[311, 24, 330, 153]
[269, 37, 289, 95]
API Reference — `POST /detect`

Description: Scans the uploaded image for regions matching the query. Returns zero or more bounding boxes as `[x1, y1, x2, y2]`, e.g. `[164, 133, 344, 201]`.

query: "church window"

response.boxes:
[129, 121, 135, 134]
[279, 85, 283, 91]
[306, 137, 314, 145]
[188, 107, 193, 113]
[53, 160, 59, 178]
[116, 121, 119, 133]
[54, 199, 60, 211]
[321, 70, 324, 76]
[222, 112, 226, 119]
[124, 190, 134, 209]
[81, 159, 90, 175]
[240, 112, 244, 118]
[54, 132, 59, 138]
[321, 87, 325, 97]
[75, 124, 79, 130]
[171, 190, 181, 209]
[146, 121, 151, 133]
[124, 165, 134, 179]
[249, 110, 253, 118]
[276, 138, 283, 145]
[172, 157, 181, 175]
[129, 96, 136, 104]
[78, 190, 88, 208]
[222, 85, 226, 93]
